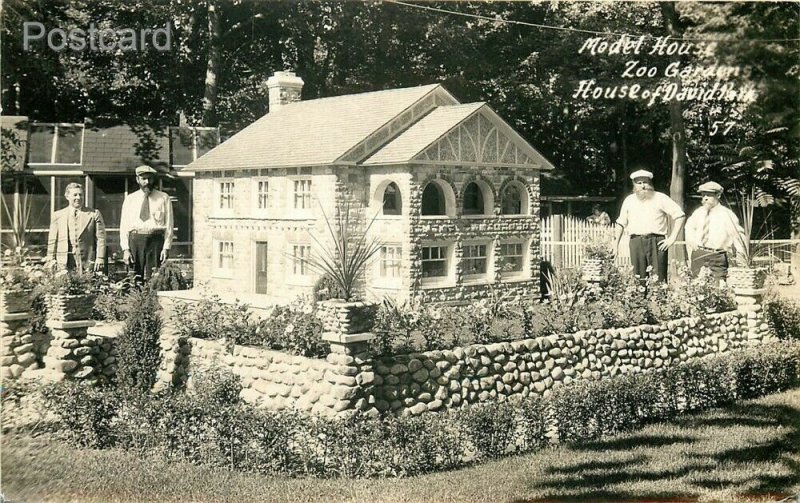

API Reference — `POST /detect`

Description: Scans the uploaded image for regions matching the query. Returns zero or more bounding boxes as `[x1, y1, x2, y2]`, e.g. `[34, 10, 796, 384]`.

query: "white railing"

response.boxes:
[541, 214, 630, 268]
[541, 214, 799, 274]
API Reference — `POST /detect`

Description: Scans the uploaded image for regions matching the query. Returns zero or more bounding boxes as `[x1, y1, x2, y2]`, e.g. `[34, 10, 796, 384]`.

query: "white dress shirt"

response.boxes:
[685, 204, 746, 256]
[119, 189, 174, 252]
[616, 192, 685, 236]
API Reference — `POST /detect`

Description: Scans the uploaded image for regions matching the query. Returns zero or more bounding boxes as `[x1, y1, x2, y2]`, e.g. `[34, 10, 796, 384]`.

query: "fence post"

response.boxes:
[552, 214, 564, 269]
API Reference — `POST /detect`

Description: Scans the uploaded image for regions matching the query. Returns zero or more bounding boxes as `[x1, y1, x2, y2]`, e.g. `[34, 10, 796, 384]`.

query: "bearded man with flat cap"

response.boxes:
[119, 165, 174, 282]
[685, 181, 746, 281]
[614, 169, 685, 282]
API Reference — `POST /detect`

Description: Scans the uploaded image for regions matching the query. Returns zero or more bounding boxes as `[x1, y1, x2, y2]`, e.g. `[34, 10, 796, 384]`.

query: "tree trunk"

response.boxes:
[202, 0, 221, 127]
[661, 1, 688, 265]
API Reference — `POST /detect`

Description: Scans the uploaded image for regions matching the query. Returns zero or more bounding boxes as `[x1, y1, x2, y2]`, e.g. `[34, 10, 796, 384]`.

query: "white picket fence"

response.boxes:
[540, 215, 631, 269]
[540, 214, 800, 277]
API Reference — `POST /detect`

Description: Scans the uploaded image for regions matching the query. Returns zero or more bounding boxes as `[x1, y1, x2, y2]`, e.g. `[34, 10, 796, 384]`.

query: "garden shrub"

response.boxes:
[764, 295, 800, 341]
[459, 401, 517, 459]
[518, 394, 549, 451]
[115, 288, 162, 394]
[148, 261, 190, 292]
[92, 273, 138, 322]
[172, 293, 256, 344]
[42, 381, 121, 448]
[191, 365, 242, 406]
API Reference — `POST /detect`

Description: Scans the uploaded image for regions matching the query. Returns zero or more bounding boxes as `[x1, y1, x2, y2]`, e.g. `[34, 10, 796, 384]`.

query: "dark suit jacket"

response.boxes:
[47, 206, 106, 269]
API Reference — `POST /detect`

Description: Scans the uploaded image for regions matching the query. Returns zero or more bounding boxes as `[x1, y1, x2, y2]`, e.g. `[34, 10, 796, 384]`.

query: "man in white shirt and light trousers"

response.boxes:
[615, 169, 685, 282]
[120, 165, 174, 282]
[685, 181, 746, 281]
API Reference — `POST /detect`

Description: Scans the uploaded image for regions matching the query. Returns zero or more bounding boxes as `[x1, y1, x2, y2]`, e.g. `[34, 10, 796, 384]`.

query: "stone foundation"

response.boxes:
[0, 313, 49, 380]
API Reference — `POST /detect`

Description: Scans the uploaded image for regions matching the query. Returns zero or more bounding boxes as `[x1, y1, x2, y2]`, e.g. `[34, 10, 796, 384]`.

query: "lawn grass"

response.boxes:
[2, 388, 798, 503]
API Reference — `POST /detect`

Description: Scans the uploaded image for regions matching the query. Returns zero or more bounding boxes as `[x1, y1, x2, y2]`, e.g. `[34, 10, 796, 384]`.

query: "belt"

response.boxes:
[130, 229, 165, 236]
[630, 234, 664, 238]
[698, 246, 726, 253]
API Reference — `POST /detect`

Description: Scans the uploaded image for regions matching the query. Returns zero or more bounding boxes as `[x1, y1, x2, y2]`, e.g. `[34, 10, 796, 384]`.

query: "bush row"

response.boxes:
[40, 341, 800, 478]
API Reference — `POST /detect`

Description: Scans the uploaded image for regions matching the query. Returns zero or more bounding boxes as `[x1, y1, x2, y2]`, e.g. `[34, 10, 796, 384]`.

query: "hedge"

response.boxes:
[40, 341, 800, 478]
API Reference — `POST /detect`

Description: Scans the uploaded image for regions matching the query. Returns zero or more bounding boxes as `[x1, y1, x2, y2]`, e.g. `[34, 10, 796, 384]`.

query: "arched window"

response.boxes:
[463, 182, 485, 215]
[501, 182, 528, 215]
[421, 182, 446, 216]
[382, 182, 402, 215]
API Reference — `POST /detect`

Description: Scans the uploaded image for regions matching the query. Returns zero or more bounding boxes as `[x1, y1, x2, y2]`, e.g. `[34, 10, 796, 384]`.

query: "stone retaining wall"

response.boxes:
[369, 310, 770, 416]
[158, 335, 373, 416]
[1, 313, 119, 384]
[1, 315, 49, 379]
[159, 306, 772, 418]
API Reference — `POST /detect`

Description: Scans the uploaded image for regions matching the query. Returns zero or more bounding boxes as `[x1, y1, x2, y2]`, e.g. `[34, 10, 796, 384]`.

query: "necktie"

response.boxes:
[71, 209, 80, 246]
[701, 209, 711, 247]
[139, 194, 151, 222]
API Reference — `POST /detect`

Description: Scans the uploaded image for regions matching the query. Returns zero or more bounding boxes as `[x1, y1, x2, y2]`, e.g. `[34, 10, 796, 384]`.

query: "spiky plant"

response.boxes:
[305, 199, 383, 301]
[731, 187, 776, 267]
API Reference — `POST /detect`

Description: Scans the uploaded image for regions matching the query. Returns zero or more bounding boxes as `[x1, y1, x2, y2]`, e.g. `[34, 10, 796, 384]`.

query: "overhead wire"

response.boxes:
[385, 0, 800, 44]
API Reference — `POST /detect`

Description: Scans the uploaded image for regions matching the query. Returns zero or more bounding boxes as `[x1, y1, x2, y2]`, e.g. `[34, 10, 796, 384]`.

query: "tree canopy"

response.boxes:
[2, 1, 797, 234]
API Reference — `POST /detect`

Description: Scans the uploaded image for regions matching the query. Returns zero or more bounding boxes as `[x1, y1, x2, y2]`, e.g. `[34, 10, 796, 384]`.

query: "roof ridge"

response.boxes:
[279, 83, 441, 108]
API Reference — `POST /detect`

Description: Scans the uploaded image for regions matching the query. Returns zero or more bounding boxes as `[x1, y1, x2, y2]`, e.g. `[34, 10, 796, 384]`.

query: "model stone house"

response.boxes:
[186, 71, 555, 304]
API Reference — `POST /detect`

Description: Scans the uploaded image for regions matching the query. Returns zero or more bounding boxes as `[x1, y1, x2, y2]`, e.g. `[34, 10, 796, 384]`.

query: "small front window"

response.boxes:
[463, 244, 488, 275]
[463, 182, 485, 215]
[421, 245, 448, 278]
[380, 245, 402, 277]
[294, 179, 312, 209]
[217, 241, 234, 270]
[292, 245, 312, 275]
[499, 242, 524, 273]
[219, 181, 234, 210]
[256, 180, 269, 209]
[382, 182, 402, 215]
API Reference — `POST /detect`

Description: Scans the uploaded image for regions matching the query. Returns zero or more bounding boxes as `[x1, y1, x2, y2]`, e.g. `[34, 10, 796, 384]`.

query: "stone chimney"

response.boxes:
[267, 71, 304, 112]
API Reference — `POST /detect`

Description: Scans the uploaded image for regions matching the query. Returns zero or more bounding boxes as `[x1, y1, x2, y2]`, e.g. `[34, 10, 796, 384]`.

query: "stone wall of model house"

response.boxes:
[193, 163, 541, 304]
[343, 165, 541, 303]
[193, 168, 340, 301]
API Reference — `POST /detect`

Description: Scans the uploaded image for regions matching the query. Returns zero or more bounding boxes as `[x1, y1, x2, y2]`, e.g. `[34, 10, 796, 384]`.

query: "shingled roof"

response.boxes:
[188, 84, 443, 171]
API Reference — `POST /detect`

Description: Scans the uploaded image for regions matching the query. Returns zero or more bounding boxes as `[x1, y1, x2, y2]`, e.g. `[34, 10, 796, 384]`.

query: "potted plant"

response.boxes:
[306, 199, 383, 338]
[43, 269, 99, 321]
[0, 248, 43, 314]
[727, 188, 773, 291]
[581, 236, 615, 283]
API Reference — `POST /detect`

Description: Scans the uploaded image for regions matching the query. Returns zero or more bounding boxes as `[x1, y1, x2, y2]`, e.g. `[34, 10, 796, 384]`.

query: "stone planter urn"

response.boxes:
[727, 266, 768, 291]
[0, 287, 33, 314]
[581, 258, 605, 283]
[46, 293, 96, 321]
[318, 299, 378, 342]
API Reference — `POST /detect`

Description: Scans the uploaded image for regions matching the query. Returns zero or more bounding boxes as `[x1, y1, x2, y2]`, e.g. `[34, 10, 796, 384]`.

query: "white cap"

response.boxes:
[135, 165, 158, 176]
[630, 169, 653, 180]
[698, 181, 723, 194]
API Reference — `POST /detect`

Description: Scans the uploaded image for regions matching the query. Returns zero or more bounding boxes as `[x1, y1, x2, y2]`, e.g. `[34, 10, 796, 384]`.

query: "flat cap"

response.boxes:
[630, 169, 653, 180]
[698, 181, 723, 194]
[135, 165, 158, 176]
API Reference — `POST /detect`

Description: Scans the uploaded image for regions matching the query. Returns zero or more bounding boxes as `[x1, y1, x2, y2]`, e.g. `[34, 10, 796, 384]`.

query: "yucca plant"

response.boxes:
[305, 199, 383, 301]
[731, 187, 775, 267]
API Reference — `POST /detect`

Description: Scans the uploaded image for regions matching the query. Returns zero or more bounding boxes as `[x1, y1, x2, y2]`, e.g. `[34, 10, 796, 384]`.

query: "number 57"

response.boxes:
[710, 121, 735, 136]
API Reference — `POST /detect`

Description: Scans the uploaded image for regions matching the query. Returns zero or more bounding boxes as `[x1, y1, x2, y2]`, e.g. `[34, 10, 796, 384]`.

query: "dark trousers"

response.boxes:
[129, 232, 164, 282]
[691, 249, 728, 281]
[629, 234, 668, 282]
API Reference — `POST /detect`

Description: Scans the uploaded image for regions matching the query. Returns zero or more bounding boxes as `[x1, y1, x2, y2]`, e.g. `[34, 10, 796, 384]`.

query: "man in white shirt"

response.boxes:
[120, 165, 174, 282]
[615, 169, 685, 282]
[685, 181, 746, 281]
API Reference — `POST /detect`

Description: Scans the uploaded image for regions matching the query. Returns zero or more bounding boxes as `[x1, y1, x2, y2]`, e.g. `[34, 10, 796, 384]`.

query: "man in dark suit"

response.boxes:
[47, 183, 106, 272]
